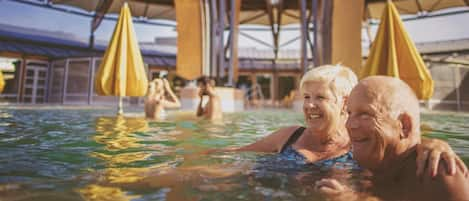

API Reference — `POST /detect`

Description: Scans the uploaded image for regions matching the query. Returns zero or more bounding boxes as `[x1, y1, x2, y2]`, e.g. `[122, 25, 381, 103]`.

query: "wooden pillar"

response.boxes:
[316, 0, 364, 72]
[299, 0, 308, 72]
[316, 0, 332, 66]
[454, 65, 461, 111]
[210, 0, 219, 78]
[62, 59, 69, 104]
[227, 0, 241, 86]
[218, 0, 226, 80]
[88, 57, 96, 105]
[45, 59, 52, 103]
[202, 0, 211, 76]
[18, 56, 26, 102]
[175, 0, 204, 80]
[272, 61, 278, 102]
[312, 0, 318, 67]
[330, 0, 363, 72]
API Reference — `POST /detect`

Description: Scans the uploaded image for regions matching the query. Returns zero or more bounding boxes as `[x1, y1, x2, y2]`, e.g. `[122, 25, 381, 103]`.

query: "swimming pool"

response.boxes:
[0, 107, 468, 200]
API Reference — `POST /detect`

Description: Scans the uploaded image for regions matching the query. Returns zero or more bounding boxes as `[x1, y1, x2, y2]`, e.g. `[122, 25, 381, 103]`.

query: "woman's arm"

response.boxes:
[315, 179, 381, 201]
[416, 137, 468, 177]
[232, 126, 301, 153]
[196, 92, 204, 117]
[162, 79, 181, 109]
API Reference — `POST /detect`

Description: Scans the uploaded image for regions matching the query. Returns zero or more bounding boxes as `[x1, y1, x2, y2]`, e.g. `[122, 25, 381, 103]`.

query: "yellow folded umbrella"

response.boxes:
[361, 1, 434, 100]
[0, 70, 4, 93]
[95, 3, 148, 114]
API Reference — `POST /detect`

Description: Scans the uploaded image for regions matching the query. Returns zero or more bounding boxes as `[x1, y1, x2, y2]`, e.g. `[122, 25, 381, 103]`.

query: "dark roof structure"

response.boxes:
[0, 23, 176, 67]
[0, 23, 301, 71]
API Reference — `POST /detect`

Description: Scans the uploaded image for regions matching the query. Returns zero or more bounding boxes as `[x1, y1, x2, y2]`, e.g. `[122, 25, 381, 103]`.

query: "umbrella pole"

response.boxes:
[117, 96, 124, 115]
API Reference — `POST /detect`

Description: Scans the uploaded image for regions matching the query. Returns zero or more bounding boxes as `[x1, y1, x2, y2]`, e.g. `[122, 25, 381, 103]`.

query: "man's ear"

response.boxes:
[398, 112, 413, 139]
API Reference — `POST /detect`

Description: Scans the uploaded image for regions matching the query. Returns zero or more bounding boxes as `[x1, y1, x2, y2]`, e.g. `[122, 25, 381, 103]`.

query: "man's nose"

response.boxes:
[346, 117, 359, 129]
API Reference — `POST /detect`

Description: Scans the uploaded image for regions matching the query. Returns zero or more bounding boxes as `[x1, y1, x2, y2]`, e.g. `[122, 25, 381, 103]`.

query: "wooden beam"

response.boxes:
[91, 0, 113, 33]
[279, 36, 300, 48]
[283, 11, 300, 20]
[239, 31, 274, 48]
[153, 8, 175, 17]
[210, 0, 219, 78]
[464, 0, 469, 6]
[415, 0, 424, 13]
[305, 9, 314, 62]
[227, 0, 237, 86]
[299, 0, 308, 72]
[88, 57, 96, 105]
[90, 0, 113, 48]
[239, 69, 302, 74]
[239, 11, 267, 24]
[275, 0, 284, 59]
[18, 56, 26, 102]
[143, 3, 150, 17]
[218, 0, 226, 79]
[265, 0, 277, 58]
[0, 52, 50, 61]
[317, 0, 332, 66]
[312, 0, 318, 67]
[62, 59, 69, 104]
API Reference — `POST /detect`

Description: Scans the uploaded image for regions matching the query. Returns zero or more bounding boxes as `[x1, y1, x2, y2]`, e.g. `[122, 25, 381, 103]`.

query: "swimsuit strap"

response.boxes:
[280, 126, 306, 153]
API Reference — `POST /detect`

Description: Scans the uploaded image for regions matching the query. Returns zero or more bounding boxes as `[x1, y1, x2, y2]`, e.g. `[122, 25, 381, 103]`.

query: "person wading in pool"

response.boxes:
[196, 76, 223, 120]
[144, 78, 181, 119]
[225, 65, 466, 175]
[315, 76, 469, 201]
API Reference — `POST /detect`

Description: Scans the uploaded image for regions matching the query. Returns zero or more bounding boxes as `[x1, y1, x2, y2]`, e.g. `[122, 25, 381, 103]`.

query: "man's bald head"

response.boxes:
[346, 76, 421, 171]
[355, 76, 420, 132]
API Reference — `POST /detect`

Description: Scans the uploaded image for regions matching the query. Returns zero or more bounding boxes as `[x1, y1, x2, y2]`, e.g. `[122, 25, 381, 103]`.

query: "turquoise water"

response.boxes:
[0, 108, 468, 201]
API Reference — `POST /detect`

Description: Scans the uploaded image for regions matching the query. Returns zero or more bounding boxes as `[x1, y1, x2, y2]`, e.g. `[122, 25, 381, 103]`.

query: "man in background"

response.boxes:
[196, 76, 222, 120]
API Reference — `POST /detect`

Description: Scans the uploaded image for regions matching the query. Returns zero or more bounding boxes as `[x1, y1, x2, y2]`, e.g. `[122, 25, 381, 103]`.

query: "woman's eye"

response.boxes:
[304, 95, 310, 99]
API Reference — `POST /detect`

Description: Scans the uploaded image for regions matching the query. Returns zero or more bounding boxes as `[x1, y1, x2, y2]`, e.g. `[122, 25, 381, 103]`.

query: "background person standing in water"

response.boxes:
[196, 76, 223, 120]
[144, 78, 181, 119]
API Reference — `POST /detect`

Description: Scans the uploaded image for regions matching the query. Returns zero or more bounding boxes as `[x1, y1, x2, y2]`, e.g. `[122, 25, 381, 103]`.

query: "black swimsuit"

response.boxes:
[278, 127, 359, 170]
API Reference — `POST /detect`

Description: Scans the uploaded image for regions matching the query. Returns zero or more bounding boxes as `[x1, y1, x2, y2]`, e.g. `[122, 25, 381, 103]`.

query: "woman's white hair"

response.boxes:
[299, 64, 358, 99]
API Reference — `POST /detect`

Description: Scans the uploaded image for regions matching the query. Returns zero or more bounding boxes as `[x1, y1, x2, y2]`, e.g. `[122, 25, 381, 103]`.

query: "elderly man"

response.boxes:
[316, 76, 469, 201]
[196, 76, 223, 120]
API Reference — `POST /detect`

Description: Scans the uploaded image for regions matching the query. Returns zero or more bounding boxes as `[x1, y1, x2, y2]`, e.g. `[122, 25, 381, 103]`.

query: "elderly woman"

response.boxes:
[144, 78, 181, 119]
[232, 65, 465, 175]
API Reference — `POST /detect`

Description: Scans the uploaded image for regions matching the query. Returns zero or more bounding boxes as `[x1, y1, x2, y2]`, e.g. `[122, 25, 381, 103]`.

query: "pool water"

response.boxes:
[0, 107, 468, 201]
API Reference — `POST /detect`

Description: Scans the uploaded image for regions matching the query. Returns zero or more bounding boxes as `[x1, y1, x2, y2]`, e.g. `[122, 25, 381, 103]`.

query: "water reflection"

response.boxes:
[77, 115, 255, 201]
[79, 116, 150, 201]
[92, 116, 150, 165]
[78, 184, 141, 201]
[0, 108, 466, 201]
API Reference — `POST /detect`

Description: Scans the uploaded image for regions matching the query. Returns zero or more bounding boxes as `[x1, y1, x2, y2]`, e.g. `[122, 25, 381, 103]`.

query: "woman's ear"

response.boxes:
[341, 96, 348, 115]
[398, 112, 413, 139]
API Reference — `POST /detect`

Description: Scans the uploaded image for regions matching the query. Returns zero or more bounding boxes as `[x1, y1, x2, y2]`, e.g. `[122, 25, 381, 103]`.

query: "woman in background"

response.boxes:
[144, 78, 181, 119]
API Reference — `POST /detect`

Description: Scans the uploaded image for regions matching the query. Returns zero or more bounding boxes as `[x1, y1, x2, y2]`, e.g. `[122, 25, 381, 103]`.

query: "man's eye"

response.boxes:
[304, 95, 310, 99]
[360, 113, 371, 118]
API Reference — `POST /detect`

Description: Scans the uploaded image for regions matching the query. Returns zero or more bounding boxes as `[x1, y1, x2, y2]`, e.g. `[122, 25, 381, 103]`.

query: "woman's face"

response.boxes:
[148, 80, 164, 95]
[302, 81, 344, 133]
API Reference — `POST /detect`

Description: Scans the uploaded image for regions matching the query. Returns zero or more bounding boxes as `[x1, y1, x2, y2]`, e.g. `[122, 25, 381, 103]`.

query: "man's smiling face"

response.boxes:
[345, 83, 401, 171]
